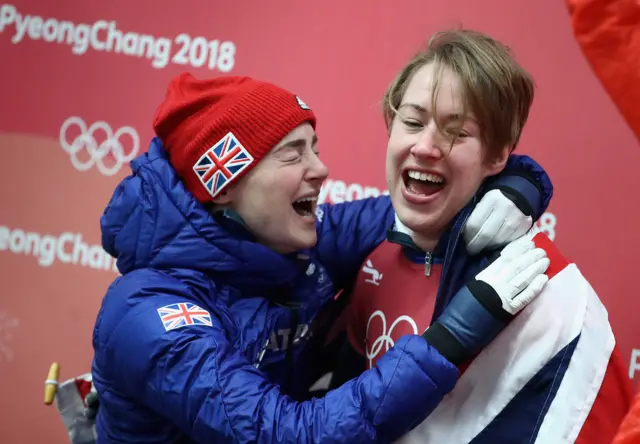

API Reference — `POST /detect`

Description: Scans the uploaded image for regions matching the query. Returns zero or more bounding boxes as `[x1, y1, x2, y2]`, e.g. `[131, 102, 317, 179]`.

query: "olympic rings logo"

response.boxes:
[365, 310, 418, 369]
[59, 116, 140, 176]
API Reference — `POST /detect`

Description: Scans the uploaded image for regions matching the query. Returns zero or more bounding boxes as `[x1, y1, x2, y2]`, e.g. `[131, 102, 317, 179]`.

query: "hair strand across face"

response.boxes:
[383, 29, 535, 160]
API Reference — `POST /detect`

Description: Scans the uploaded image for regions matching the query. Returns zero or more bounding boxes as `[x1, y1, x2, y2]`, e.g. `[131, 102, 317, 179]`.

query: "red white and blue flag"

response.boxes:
[395, 232, 632, 444]
[193, 132, 254, 198]
[157, 302, 213, 331]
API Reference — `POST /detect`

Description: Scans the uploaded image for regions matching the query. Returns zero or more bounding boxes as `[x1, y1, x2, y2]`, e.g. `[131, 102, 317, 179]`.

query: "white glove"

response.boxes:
[475, 232, 550, 315]
[54, 373, 98, 444]
[422, 229, 550, 365]
[464, 189, 534, 255]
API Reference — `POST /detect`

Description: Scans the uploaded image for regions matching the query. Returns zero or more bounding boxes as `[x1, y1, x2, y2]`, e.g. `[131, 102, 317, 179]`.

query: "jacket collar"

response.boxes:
[385, 194, 480, 264]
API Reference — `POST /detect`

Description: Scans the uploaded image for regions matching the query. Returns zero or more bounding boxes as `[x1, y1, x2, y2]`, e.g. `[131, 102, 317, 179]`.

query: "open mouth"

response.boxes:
[292, 196, 317, 218]
[403, 170, 446, 196]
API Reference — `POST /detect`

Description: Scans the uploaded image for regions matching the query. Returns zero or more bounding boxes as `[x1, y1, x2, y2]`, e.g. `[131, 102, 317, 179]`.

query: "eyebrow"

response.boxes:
[398, 102, 428, 113]
[274, 134, 318, 151]
[398, 102, 476, 123]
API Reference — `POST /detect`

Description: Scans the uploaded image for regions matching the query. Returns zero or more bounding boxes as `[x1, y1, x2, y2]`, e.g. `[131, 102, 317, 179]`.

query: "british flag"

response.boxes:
[192, 132, 254, 198]
[156, 302, 213, 332]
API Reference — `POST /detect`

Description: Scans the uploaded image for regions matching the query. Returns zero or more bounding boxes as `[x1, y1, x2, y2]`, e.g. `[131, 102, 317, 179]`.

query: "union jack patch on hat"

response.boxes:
[192, 132, 254, 198]
[157, 302, 213, 331]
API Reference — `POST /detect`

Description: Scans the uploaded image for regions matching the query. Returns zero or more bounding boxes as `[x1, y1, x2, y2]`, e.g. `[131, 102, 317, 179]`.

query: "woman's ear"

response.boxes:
[211, 179, 243, 205]
[212, 190, 232, 205]
[485, 145, 511, 176]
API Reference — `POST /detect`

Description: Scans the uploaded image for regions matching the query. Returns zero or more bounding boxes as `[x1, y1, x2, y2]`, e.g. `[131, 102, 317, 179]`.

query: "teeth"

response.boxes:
[407, 170, 444, 183]
[295, 197, 317, 203]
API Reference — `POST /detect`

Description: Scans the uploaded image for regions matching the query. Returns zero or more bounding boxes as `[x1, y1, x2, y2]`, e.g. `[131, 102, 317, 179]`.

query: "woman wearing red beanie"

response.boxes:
[71, 71, 554, 443]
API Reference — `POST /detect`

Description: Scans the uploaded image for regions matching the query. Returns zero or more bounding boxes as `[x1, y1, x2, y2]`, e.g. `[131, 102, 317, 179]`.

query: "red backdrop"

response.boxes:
[1, 0, 639, 441]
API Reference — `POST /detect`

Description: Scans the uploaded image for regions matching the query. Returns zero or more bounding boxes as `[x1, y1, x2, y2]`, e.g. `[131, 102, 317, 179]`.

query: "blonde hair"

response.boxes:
[382, 29, 535, 158]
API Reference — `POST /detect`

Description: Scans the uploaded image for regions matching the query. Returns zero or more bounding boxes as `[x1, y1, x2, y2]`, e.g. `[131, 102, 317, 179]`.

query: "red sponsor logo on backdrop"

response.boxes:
[318, 178, 389, 205]
[60, 116, 139, 176]
[0, 3, 236, 71]
[318, 178, 558, 240]
[628, 349, 640, 391]
[0, 225, 119, 273]
[0, 310, 19, 363]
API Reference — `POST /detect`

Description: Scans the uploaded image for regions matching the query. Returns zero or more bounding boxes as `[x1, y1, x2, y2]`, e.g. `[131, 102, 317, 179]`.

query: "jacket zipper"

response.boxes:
[254, 315, 277, 369]
[285, 308, 299, 393]
[424, 252, 433, 276]
[431, 208, 472, 322]
[254, 339, 269, 369]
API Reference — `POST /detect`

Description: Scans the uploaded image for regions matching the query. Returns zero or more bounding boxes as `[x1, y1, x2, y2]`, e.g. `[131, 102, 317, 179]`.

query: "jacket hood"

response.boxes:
[100, 137, 305, 289]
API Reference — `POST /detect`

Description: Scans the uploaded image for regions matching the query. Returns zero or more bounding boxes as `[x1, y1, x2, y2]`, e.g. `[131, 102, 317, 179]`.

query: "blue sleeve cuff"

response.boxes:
[484, 153, 553, 220]
[488, 174, 543, 220]
[436, 285, 506, 356]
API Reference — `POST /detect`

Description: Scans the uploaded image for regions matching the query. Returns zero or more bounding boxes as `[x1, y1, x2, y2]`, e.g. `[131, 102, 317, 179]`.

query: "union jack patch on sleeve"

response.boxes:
[157, 302, 213, 332]
[192, 132, 254, 199]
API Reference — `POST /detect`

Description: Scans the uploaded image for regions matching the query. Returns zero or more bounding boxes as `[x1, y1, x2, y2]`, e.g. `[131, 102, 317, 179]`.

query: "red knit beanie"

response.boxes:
[153, 73, 316, 203]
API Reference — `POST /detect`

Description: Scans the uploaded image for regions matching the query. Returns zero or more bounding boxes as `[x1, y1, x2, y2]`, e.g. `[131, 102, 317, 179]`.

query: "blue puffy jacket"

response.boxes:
[92, 137, 552, 443]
